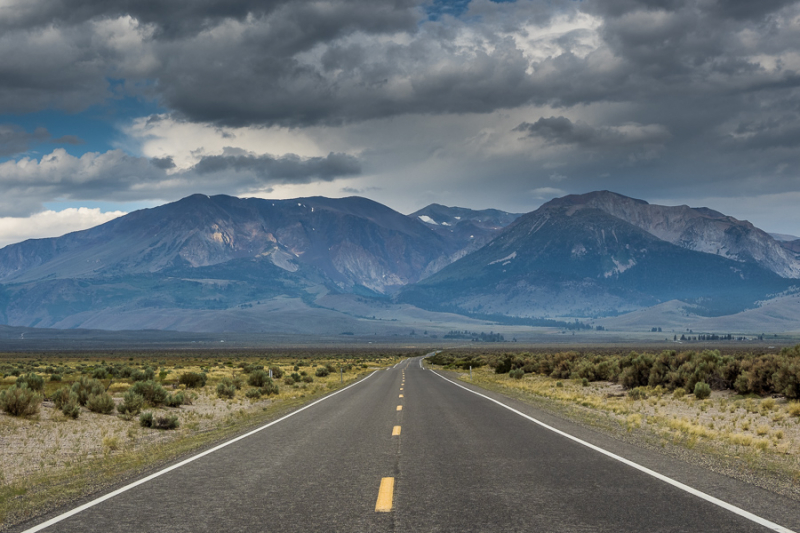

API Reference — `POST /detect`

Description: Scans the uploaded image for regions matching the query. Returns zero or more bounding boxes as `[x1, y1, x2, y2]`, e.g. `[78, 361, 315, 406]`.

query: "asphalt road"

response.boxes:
[16, 355, 800, 532]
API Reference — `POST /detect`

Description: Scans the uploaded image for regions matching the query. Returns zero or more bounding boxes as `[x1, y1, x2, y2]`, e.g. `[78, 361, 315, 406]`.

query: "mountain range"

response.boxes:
[0, 191, 798, 333]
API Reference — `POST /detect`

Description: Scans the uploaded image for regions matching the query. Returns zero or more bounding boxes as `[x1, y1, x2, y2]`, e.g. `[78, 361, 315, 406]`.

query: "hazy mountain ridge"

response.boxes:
[0, 191, 798, 331]
[549, 191, 800, 278]
[398, 201, 793, 318]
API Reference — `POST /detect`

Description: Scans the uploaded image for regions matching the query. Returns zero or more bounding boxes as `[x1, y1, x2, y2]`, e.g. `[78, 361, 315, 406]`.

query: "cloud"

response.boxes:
[0, 147, 362, 216]
[0, 124, 49, 156]
[515, 116, 671, 149]
[0, 207, 126, 248]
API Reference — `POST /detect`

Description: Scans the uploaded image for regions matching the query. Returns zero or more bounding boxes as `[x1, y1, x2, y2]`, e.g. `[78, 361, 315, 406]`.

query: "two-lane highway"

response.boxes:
[15, 355, 800, 532]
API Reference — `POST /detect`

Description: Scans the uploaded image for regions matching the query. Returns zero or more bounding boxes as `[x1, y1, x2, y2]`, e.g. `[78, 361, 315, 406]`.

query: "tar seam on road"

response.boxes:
[431, 369, 796, 533]
[21, 370, 381, 533]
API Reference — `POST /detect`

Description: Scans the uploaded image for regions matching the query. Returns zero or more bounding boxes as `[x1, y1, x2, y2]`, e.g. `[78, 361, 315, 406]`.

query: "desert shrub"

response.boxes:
[627, 387, 648, 400]
[619, 352, 654, 389]
[315, 366, 330, 377]
[217, 379, 236, 399]
[325, 363, 336, 374]
[152, 414, 179, 430]
[694, 381, 712, 399]
[772, 360, 800, 400]
[52, 387, 75, 409]
[16, 373, 45, 392]
[178, 372, 207, 388]
[130, 367, 155, 382]
[62, 399, 81, 419]
[86, 392, 115, 414]
[130, 380, 168, 406]
[290, 373, 301, 383]
[509, 368, 524, 380]
[302, 375, 314, 383]
[734, 355, 780, 395]
[0, 384, 42, 416]
[270, 366, 283, 379]
[233, 376, 244, 390]
[165, 391, 186, 407]
[117, 391, 145, 418]
[672, 387, 687, 398]
[261, 380, 279, 396]
[71, 377, 106, 406]
[139, 411, 154, 428]
[284, 376, 295, 386]
[581, 378, 589, 387]
[50, 374, 62, 382]
[248, 370, 271, 387]
[555, 381, 563, 388]
[91, 367, 108, 380]
[245, 388, 262, 399]
[494, 356, 513, 374]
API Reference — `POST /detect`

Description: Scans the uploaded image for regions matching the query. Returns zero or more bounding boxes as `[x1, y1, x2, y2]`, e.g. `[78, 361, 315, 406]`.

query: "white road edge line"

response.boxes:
[431, 370, 795, 533]
[22, 370, 379, 533]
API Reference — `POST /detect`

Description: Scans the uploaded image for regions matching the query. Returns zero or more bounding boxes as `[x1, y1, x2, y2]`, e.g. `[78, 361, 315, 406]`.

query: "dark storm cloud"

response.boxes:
[150, 156, 176, 169]
[515, 117, 670, 148]
[192, 151, 361, 182]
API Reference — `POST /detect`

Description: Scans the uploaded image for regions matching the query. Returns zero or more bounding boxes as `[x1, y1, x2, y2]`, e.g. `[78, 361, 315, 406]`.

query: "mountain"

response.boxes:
[0, 194, 448, 294]
[398, 200, 793, 319]
[547, 191, 800, 278]
[409, 204, 520, 251]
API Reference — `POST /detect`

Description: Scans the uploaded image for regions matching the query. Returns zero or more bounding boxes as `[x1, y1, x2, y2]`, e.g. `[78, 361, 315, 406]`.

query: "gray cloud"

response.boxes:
[0, 148, 361, 216]
[516, 116, 671, 150]
[192, 151, 361, 182]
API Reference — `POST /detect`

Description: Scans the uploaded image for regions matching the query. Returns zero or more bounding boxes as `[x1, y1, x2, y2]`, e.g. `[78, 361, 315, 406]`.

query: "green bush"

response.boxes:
[672, 387, 687, 398]
[165, 391, 186, 407]
[91, 367, 108, 380]
[178, 372, 207, 388]
[315, 366, 330, 377]
[284, 376, 295, 386]
[290, 372, 301, 383]
[248, 370, 271, 388]
[130, 367, 155, 382]
[139, 411, 154, 428]
[270, 366, 283, 379]
[0, 384, 42, 416]
[86, 392, 115, 414]
[217, 379, 236, 399]
[302, 375, 314, 383]
[62, 400, 81, 419]
[152, 414, 179, 430]
[16, 373, 45, 392]
[52, 387, 74, 409]
[261, 380, 279, 396]
[71, 377, 106, 406]
[509, 368, 524, 380]
[628, 387, 648, 400]
[130, 380, 169, 406]
[694, 381, 712, 399]
[117, 391, 145, 418]
[50, 374, 62, 382]
[245, 388, 262, 399]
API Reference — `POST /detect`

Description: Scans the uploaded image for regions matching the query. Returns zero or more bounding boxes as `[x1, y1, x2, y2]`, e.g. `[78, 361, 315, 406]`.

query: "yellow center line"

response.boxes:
[392, 425, 401, 436]
[399, 394, 403, 398]
[396, 405, 402, 411]
[375, 477, 395, 512]
[400, 387, 403, 391]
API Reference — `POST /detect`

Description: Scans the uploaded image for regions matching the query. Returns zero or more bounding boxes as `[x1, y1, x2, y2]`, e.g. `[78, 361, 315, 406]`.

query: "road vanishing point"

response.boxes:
[15, 355, 800, 532]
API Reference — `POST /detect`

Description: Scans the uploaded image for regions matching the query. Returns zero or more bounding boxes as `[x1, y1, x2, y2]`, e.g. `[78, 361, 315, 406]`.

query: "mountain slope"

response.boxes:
[398, 202, 793, 318]
[0, 194, 449, 294]
[548, 191, 800, 278]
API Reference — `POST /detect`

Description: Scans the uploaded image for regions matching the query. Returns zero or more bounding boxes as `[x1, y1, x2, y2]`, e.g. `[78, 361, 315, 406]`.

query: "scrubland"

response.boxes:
[0, 349, 412, 528]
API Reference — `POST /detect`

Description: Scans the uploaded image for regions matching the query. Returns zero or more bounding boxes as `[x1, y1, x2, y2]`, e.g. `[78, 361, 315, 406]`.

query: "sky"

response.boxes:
[1, 0, 799, 247]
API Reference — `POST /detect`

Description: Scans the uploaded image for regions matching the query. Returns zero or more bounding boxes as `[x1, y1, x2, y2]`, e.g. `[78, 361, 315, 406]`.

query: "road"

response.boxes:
[16, 355, 800, 532]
